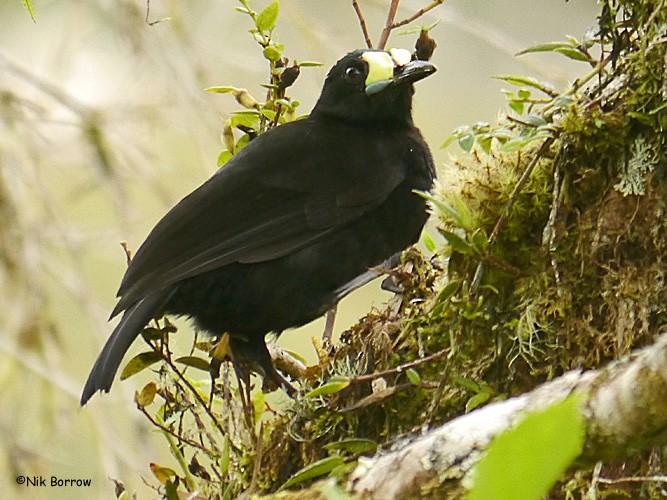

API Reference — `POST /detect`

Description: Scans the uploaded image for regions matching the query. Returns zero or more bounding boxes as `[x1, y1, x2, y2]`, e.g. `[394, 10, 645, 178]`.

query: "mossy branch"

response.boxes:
[348, 332, 667, 497]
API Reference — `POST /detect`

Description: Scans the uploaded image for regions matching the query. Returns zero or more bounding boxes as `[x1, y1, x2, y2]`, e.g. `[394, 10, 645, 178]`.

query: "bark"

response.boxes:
[347, 333, 667, 498]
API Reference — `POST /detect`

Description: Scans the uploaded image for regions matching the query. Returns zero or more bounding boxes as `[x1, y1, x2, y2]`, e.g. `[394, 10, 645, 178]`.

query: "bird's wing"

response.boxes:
[113, 120, 407, 315]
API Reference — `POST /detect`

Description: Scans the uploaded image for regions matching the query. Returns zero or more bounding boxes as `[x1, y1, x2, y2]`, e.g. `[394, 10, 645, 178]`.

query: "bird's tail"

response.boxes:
[80, 290, 173, 405]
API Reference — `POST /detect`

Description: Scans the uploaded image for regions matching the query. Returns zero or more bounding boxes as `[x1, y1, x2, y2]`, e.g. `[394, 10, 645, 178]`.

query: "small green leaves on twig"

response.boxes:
[208, 1, 323, 164]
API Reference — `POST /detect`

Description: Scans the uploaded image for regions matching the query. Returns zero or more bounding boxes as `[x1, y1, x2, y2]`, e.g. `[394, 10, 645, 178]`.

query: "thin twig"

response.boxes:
[352, 0, 373, 48]
[159, 344, 228, 440]
[489, 138, 554, 247]
[322, 306, 337, 346]
[247, 422, 265, 495]
[471, 137, 555, 293]
[138, 405, 212, 455]
[377, 0, 401, 49]
[597, 475, 667, 485]
[350, 348, 449, 384]
[425, 358, 450, 424]
[391, 0, 445, 30]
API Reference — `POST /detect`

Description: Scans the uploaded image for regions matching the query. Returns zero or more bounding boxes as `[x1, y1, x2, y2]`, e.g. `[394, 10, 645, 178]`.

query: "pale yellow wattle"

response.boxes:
[361, 51, 395, 86]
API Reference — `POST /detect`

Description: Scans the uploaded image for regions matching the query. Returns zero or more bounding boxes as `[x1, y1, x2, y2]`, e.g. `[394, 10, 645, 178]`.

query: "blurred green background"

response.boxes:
[0, 0, 599, 498]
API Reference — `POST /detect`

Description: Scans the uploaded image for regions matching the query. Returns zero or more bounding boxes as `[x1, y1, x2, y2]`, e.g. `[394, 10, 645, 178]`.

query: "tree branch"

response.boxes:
[348, 332, 667, 498]
[376, 0, 401, 49]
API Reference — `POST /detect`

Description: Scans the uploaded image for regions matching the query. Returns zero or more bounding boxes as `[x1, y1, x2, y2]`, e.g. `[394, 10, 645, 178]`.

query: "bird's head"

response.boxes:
[312, 48, 436, 127]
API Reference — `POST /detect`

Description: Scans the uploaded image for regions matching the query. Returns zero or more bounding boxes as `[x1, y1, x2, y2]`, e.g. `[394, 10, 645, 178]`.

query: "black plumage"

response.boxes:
[81, 49, 436, 405]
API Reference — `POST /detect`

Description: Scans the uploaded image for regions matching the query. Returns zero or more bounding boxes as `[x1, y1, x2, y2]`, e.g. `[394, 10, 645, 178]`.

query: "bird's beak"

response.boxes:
[363, 49, 437, 96]
[391, 59, 437, 87]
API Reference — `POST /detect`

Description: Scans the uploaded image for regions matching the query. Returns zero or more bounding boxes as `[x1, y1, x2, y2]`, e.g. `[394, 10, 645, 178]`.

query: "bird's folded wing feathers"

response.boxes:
[112, 131, 406, 315]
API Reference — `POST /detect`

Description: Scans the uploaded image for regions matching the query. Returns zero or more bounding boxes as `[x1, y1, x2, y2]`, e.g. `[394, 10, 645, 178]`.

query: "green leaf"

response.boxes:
[458, 133, 474, 151]
[508, 100, 524, 115]
[555, 47, 591, 62]
[417, 192, 476, 232]
[229, 111, 260, 129]
[217, 150, 233, 167]
[515, 41, 573, 55]
[440, 133, 458, 149]
[455, 376, 483, 392]
[135, 382, 158, 407]
[490, 128, 514, 141]
[501, 133, 551, 152]
[553, 96, 574, 109]
[260, 108, 277, 121]
[120, 351, 162, 380]
[150, 463, 178, 485]
[296, 61, 324, 67]
[21, 0, 36, 21]
[305, 376, 350, 398]
[219, 434, 231, 476]
[165, 480, 179, 500]
[516, 89, 531, 99]
[470, 230, 489, 253]
[436, 280, 460, 303]
[422, 230, 437, 253]
[492, 74, 555, 95]
[323, 439, 378, 454]
[465, 387, 491, 412]
[263, 44, 282, 61]
[141, 326, 165, 341]
[477, 135, 493, 153]
[283, 348, 309, 365]
[468, 395, 585, 500]
[441, 230, 474, 255]
[175, 356, 210, 372]
[523, 114, 548, 127]
[253, 389, 266, 423]
[256, 1, 279, 31]
[234, 133, 251, 153]
[205, 86, 238, 94]
[406, 368, 422, 386]
[279, 456, 346, 491]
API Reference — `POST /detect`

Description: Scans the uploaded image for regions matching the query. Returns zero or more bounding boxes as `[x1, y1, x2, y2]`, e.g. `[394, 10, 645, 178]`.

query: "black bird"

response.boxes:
[81, 49, 436, 405]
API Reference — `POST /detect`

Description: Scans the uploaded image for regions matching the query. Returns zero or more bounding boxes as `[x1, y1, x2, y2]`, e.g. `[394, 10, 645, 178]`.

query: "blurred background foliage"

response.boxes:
[0, 0, 599, 498]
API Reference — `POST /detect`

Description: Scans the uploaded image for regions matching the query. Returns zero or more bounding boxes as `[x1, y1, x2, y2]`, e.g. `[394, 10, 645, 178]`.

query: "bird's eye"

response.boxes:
[344, 65, 364, 85]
